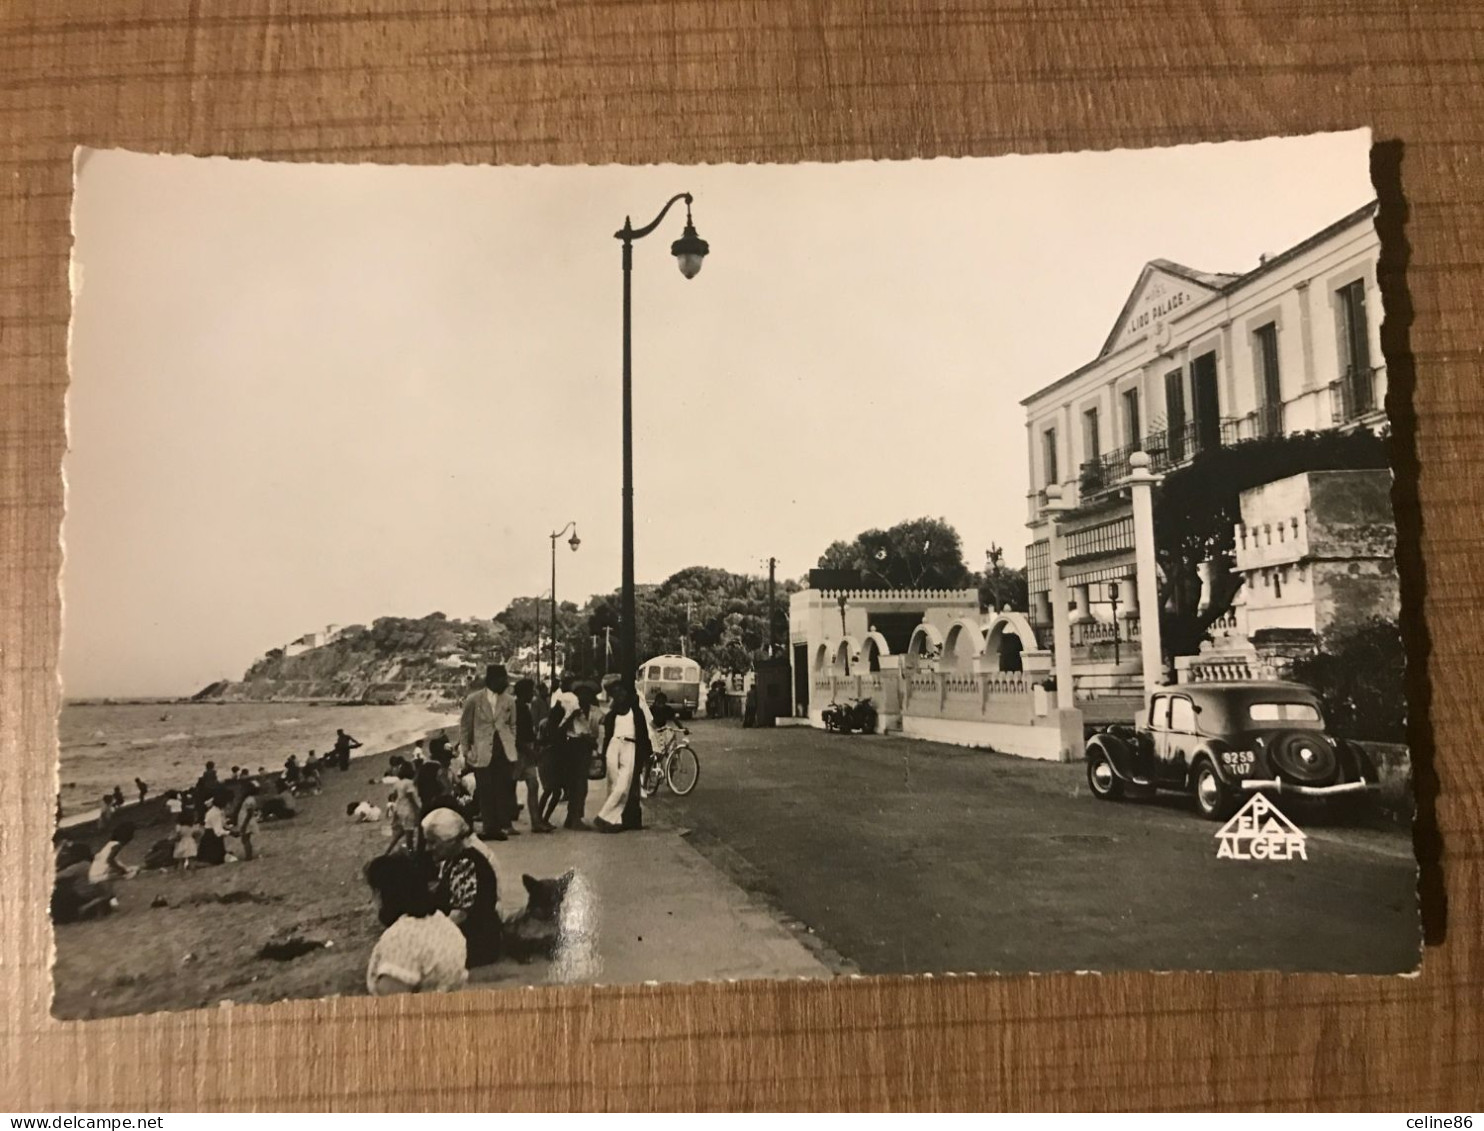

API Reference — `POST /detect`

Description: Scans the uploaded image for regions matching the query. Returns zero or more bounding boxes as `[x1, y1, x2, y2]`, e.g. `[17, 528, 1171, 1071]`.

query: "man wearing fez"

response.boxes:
[459, 663, 518, 841]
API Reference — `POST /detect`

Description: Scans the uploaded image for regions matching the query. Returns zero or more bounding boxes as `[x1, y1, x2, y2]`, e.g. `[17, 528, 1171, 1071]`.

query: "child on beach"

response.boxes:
[164, 790, 183, 818]
[173, 812, 201, 869]
[234, 782, 260, 861]
[386, 764, 421, 855]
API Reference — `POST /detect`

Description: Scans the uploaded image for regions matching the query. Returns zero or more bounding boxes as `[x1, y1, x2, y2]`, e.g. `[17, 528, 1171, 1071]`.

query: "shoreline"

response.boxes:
[58, 701, 457, 832]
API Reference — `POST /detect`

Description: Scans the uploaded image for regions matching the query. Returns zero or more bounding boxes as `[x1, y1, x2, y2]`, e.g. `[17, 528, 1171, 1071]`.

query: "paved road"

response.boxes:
[657, 719, 1420, 975]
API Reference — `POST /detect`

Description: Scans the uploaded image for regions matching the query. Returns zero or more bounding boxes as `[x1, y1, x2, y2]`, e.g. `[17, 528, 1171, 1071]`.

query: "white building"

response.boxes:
[1022, 201, 1385, 693]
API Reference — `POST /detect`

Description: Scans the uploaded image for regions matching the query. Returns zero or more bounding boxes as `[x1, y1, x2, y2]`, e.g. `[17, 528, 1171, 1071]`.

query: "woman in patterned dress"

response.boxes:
[421, 807, 503, 967]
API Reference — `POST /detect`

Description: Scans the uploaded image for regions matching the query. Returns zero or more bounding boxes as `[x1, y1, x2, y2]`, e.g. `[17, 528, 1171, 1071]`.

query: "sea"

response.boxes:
[57, 700, 456, 820]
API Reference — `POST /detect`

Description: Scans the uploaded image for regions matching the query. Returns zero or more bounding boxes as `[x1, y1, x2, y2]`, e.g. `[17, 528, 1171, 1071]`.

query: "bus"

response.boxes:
[636, 654, 703, 719]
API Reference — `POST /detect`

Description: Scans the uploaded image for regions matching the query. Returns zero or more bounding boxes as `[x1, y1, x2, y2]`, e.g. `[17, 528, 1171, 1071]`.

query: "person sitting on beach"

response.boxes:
[198, 792, 230, 865]
[386, 764, 421, 855]
[363, 851, 468, 997]
[415, 760, 462, 821]
[348, 800, 383, 822]
[135, 778, 149, 804]
[421, 808, 502, 967]
[97, 794, 118, 831]
[110, 785, 126, 809]
[411, 740, 427, 766]
[88, 821, 137, 889]
[173, 811, 202, 870]
[164, 789, 183, 818]
[52, 839, 112, 924]
[300, 751, 323, 794]
[283, 754, 301, 787]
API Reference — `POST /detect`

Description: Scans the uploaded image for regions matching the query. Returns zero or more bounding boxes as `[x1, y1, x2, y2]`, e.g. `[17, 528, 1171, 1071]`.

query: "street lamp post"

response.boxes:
[837, 594, 850, 676]
[550, 522, 580, 684]
[1108, 580, 1122, 666]
[615, 192, 709, 686]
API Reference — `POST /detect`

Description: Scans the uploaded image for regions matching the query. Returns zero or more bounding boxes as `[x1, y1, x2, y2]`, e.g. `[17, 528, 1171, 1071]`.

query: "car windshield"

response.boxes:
[1248, 701, 1322, 723]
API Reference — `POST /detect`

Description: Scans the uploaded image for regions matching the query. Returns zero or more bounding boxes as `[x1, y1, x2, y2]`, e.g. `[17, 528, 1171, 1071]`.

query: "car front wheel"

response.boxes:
[1193, 759, 1235, 821]
[1086, 748, 1123, 801]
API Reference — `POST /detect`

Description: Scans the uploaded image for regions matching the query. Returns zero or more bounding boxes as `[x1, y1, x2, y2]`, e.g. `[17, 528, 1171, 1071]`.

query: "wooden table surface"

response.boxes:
[2, 0, 1480, 1112]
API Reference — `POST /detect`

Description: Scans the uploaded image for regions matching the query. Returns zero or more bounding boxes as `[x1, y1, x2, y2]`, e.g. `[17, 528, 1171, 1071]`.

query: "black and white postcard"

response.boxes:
[54, 130, 1419, 1019]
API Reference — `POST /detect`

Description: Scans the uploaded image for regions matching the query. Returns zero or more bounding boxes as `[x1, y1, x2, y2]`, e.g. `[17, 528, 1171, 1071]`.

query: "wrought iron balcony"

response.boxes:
[1331, 365, 1380, 423]
[1253, 400, 1284, 439]
[1079, 418, 1240, 498]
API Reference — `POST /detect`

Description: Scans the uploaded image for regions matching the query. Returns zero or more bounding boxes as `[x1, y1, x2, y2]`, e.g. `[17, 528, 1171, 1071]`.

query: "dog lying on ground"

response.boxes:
[502, 870, 575, 962]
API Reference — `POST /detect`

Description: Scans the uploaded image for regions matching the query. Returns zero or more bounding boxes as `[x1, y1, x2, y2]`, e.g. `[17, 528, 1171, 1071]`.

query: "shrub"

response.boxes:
[1289, 617, 1408, 743]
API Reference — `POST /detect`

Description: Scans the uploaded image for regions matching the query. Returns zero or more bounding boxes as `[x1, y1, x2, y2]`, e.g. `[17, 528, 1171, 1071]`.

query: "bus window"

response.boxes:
[647, 665, 662, 680]
[663, 666, 685, 681]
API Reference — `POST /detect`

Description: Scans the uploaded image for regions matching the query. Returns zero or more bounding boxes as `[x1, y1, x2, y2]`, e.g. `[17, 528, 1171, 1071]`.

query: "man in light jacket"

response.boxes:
[459, 663, 518, 841]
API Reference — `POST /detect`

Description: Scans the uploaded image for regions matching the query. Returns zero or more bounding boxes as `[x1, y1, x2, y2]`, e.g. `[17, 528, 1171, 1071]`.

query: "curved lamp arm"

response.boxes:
[615, 193, 693, 242]
[549, 520, 577, 541]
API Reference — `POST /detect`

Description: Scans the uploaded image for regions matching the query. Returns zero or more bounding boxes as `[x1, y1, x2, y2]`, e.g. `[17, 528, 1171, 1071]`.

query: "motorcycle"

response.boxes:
[822, 697, 878, 735]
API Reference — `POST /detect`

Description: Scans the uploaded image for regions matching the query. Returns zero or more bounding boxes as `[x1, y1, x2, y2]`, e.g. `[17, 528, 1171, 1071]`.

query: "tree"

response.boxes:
[815, 517, 973, 589]
[1154, 429, 1391, 657]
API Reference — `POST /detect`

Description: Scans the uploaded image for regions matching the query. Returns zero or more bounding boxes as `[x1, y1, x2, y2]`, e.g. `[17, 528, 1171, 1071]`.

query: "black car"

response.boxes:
[1084, 680, 1378, 820]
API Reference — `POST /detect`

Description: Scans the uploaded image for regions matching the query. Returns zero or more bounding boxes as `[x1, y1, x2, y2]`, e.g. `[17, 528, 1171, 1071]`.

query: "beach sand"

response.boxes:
[51, 731, 547, 1019]
[51, 720, 834, 1020]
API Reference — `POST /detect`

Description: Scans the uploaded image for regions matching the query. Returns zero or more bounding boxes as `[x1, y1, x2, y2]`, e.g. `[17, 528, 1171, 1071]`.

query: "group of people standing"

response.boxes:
[458, 664, 655, 839]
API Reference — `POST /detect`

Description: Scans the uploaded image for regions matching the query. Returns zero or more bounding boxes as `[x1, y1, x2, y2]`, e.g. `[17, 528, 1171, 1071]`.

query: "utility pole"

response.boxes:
[682, 600, 692, 657]
[766, 556, 777, 657]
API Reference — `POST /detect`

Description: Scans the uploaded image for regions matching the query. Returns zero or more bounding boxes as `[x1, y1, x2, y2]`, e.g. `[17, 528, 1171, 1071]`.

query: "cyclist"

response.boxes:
[649, 690, 684, 749]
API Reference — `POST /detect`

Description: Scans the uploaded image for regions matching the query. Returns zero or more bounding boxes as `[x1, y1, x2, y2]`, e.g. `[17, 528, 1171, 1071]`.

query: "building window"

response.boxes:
[1083, 406, 1101, 464]
[1253, 321, 1283, 437]
[1042, 427, 1059, 487]
[1190, 351, 1222, 453]
[1336, 279, 1375, 418]
[1164, 368, 1187, 461]
[1122, 387, 1141, 448]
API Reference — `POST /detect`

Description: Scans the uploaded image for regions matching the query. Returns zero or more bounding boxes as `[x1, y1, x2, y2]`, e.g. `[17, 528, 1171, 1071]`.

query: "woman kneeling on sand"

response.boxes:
[363, 852, 468, 996]
[420, 808, 502, 967]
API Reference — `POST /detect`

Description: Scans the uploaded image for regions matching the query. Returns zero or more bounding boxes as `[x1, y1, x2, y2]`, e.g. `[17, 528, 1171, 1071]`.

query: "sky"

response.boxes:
[63, 132, 1375, 697]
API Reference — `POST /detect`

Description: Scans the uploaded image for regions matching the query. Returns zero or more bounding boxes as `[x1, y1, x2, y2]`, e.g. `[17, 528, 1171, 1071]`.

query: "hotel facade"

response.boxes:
[1023, 201, 1389, 695]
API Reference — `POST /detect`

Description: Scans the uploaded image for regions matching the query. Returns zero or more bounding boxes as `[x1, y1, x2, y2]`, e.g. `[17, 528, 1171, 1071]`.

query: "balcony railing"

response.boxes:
[1079, 417, 1240, 498]
[1332, 365, 1380, 423]
[1253, 400, 1284, 439]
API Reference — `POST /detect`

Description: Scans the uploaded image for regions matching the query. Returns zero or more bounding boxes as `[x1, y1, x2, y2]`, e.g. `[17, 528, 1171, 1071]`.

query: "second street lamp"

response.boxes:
[550, 522, 579, 682]
[615, 192, 708, 685]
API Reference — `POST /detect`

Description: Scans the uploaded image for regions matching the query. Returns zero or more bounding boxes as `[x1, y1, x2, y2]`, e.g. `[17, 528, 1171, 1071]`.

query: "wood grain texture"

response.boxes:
[2, 0, 1481, 1111]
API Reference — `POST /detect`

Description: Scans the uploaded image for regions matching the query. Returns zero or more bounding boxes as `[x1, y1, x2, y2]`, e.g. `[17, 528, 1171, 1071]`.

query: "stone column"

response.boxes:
[1045, 485, 1075, 704]
[1072, 584, 1091, 624]
[1118, 573, 1140, 621]
[1129, 453, 1165, 693]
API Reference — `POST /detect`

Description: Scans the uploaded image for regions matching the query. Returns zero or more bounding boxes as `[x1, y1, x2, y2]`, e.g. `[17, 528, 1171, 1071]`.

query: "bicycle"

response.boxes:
[639, 726, 701, 798]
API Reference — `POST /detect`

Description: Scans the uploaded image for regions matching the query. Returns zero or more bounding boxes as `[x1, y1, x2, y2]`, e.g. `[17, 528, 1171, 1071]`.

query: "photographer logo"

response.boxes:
[1216, 794, 1307, 861]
